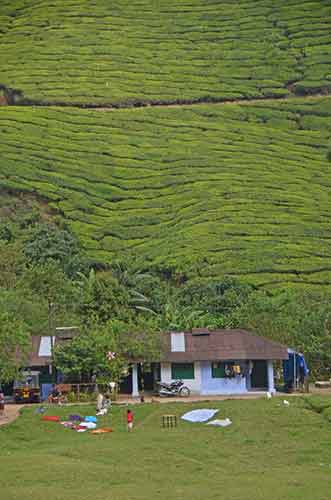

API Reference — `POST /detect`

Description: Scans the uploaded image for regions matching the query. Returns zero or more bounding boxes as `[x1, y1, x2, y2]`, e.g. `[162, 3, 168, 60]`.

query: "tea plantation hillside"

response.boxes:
[1, 96, 331, 288]
[0, 0, 330, 105]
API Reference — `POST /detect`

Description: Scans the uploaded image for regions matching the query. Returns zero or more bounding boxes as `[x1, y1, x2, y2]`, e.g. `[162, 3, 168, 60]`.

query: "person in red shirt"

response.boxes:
[127, 409, 133, 432]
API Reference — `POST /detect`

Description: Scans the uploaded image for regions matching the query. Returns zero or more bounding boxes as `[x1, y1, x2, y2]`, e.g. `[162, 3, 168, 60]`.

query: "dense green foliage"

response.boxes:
[1, 197, 331, 377]
[2, 397, 331, 499]
[0, 311, 30, 382]
[1, 97, 331, 287]
[0, 0, 330, 105]
[54, 319, 160, 383]
[232, 289, 331, 378]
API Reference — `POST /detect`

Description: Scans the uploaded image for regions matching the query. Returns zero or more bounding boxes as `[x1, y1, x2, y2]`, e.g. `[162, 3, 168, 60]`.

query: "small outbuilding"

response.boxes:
[14, 330, 79, 401]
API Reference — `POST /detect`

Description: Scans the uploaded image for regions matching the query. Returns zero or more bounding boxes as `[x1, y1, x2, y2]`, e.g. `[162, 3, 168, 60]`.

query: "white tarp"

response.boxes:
[79, 422, 97, 429]
[207, 418, 232, 427]
[181, 409, 218, 423]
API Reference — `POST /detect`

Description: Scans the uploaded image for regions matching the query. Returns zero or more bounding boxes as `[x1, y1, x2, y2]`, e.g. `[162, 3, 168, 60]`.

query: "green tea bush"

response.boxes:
[1, 96, 330, 288]
[0, 0, 330, 105]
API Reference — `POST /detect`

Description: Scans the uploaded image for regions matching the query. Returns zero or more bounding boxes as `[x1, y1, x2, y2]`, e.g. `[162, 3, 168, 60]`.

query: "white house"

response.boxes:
[130, 328, 288, 397]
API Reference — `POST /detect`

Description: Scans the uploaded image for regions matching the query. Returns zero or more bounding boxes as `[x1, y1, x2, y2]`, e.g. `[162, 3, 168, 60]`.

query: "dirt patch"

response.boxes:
[0, 94, 9, 105]
[25, 91, 330, 112]
[0, 404, 22, 426]
[0, 84, 24, 105]
[0, 187, 60, 221]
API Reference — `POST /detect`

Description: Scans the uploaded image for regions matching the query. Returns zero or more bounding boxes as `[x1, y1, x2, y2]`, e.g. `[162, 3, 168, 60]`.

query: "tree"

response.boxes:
[74, 269, 131, 322]
[178, 277, 254, 316]
[54, 322, 124, 383]
[157, 299, 204, 331]
[0, 240, 25, 289]
[0, 311, 30, 382]
[54, 318, 160, 384]
[24, 223, 87, 277]
[231, 288, 331, 377]
[0, 289, 48, 335]
[20, 261, 80, 334]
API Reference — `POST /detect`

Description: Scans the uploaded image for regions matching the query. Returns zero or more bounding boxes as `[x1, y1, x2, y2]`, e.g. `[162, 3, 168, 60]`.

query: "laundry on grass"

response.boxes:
[181, 409, 218, 423]
[207, 418, 232, 427]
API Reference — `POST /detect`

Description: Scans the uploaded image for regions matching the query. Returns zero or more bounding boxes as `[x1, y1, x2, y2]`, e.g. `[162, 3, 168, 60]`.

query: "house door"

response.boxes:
[119, 364, 158, 394]
[251, 361, 268, 389]
[138, 363, 158, 391]
[119, 369, 132, 394]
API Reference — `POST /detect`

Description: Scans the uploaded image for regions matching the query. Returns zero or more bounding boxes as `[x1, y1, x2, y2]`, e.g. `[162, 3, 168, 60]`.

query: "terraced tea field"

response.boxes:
[1, 96, 331, 287]
[0, 0, 330, 105]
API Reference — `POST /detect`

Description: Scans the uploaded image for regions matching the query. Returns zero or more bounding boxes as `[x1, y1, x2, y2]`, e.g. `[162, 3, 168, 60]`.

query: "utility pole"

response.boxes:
[48, 299, 55, 376]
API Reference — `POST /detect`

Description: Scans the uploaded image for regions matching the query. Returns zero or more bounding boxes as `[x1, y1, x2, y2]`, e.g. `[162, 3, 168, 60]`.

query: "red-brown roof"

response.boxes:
[25, 329, 288, 367]
[26, 336, 52, 366]
[162, 329, 288, 362]
[26, 333, 78, 367]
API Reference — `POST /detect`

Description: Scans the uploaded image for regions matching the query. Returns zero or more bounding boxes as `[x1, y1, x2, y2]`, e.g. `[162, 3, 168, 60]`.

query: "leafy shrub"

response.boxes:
[67, 391, 97, 403]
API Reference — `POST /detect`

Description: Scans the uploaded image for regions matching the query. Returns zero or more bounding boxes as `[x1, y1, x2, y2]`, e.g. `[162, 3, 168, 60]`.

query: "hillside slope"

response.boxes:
[1, 97, 331, 287]
[0, 0, 330, 105]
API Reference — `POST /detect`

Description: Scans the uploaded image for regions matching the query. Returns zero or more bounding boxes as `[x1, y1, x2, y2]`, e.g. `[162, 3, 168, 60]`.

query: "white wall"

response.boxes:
[200, 361, 247, 395]
[160, 362, 201, 394]
[131, 363, 139, 397]
[267, 360, 275, 393]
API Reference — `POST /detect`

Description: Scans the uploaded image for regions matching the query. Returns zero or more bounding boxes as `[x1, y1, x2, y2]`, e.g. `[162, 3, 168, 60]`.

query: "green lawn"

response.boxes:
[1, 397, 331, 499]
[1, 96, 331, 287]
[0, 0, 330, 105]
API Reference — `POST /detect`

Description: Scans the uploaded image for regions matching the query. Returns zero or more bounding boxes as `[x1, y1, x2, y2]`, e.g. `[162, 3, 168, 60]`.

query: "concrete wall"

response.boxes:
[267, 360, 275, 393]
[160, 362, 201, 394]
[200, 361, 248, 395]
[160, 360, 273, 395]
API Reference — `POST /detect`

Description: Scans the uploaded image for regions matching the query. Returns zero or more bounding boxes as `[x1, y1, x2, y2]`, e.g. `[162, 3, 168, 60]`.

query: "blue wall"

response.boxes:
[200, 362, 248, 395]
[41, 383, 53, 401]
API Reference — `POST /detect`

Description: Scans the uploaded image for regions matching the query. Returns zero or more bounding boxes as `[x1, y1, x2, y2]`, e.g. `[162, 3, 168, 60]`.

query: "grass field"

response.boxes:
[0, 0, 330, 105]
[1, 397, 331, 499]
[1, 96, 331, 287]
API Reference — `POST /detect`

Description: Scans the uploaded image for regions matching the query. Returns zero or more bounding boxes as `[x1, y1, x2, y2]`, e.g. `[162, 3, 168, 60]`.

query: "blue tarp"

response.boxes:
[41, 383, 53, 401]
[85, 416, 97, 423]
[283, 350, 309, 386]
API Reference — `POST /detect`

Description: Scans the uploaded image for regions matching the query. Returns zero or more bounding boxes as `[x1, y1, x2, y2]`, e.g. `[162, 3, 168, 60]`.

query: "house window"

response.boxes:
[212, 362, 236, 378]
[171, 363, 195, 379]
[212, 362, 226, 378]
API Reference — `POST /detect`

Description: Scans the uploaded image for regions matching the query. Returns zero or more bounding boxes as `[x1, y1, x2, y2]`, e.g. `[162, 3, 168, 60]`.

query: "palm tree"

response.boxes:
[159, 300, 204, 331]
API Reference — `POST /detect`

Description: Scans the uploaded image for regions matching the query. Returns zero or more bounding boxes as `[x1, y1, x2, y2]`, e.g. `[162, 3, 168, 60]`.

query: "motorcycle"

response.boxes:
[157, 380, 190, 397]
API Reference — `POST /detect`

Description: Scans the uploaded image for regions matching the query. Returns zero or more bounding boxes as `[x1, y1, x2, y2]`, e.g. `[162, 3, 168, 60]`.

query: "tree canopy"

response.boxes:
[0, 311, 30, 382]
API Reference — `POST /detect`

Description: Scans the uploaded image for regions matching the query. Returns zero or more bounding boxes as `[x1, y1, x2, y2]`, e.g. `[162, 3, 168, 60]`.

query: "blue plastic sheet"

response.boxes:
[85, 416, 97, 423]
[283, 350, 309, 385]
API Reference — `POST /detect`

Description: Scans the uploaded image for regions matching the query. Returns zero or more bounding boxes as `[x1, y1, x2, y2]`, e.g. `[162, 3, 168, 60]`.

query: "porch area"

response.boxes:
[127, 359, 276, 398]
